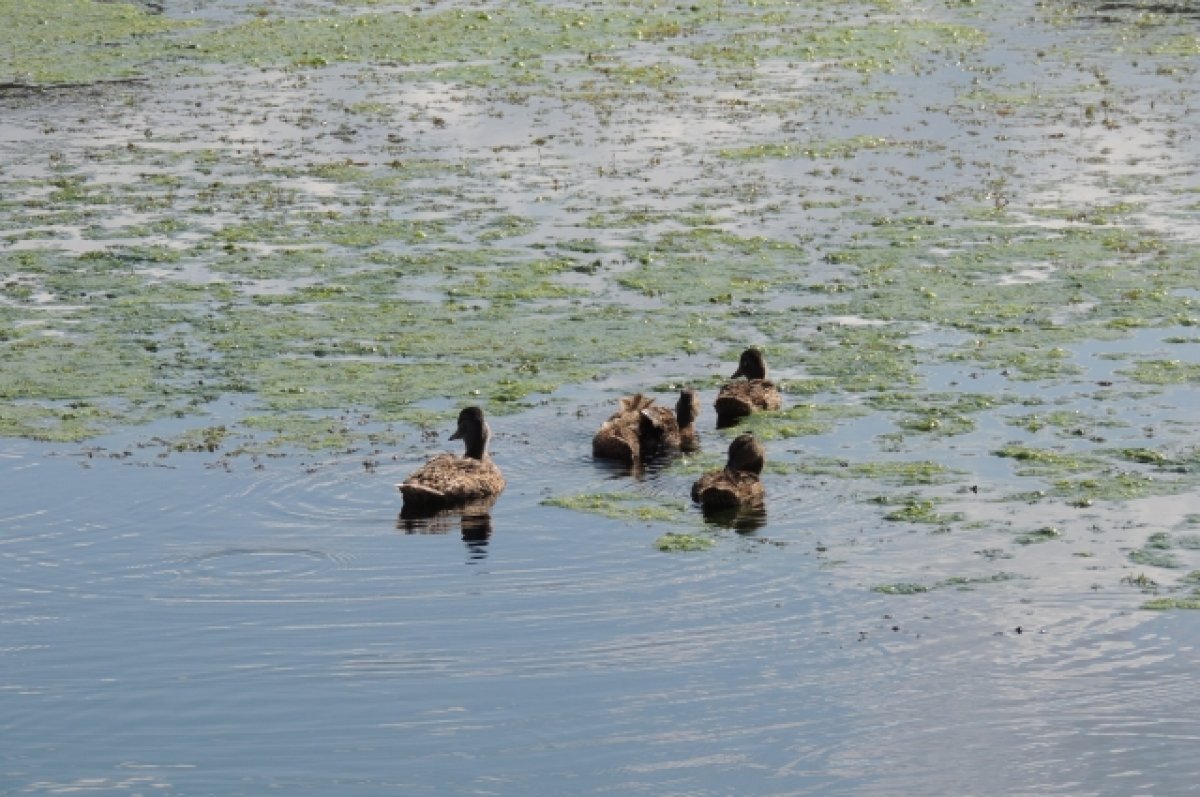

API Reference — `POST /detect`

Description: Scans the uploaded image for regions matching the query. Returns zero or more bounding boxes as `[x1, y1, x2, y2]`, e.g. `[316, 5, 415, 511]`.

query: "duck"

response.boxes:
[398, 406, 505, 510]
[714, 348, 782, 428]
[691, 432, 765, 510]
[593, 390, 700, 464]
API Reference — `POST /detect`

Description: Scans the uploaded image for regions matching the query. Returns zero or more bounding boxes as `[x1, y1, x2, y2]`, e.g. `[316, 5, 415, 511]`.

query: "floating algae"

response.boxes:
[798, 457, 963, 487]
[542, 492, 692, 525]
[873, 572, 1021, 594]
[1, 0, 190, 86]
[654, 532, 716, 552]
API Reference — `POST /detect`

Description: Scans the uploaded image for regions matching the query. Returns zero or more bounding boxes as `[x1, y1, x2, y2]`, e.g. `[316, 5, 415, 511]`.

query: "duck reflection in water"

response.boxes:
[701, 501, 768, 534]
[397, 497, 495, 560]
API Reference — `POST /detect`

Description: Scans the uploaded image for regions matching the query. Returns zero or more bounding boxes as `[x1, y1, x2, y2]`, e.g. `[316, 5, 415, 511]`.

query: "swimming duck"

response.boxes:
[691, 432, 765, 510]
[593, 390, 700, 464]
[398, 407, 505, 509]
[714, 348, 782, 428]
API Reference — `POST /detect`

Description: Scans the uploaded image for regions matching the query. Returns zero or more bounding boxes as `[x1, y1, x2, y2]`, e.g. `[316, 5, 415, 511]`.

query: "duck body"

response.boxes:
[715, 348, 782, 428]
[592, 393, 655, 464]
[593, 390, 700, 464]
[399, 407, 505, 510]
[691, 433, 766, 510]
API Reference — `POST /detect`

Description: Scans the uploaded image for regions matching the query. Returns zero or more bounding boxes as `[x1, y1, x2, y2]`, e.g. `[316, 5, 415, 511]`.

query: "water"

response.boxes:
[4, 404, 1200, 795]
[4, 0, 1200, 794]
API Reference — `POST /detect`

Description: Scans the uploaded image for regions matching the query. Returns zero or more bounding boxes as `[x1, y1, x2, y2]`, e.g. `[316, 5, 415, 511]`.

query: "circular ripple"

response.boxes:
[171, 547, 346, 585]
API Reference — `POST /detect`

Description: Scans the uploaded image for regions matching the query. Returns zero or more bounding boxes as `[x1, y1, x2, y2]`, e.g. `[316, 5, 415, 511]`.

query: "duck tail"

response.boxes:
[397, 482, 446, 504]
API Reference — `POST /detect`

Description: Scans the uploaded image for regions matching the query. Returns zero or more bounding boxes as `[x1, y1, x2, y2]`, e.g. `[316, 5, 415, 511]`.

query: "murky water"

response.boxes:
[4, 0, 1200, 794]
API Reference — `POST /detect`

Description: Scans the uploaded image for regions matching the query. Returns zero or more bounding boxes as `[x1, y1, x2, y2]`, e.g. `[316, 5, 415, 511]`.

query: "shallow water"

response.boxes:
[4, 0, 1200, 794]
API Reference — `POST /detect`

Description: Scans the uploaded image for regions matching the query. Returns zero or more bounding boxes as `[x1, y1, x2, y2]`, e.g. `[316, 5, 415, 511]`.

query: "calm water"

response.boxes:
[4, 404, 1200, 795]
[4, 0, 1200, 794]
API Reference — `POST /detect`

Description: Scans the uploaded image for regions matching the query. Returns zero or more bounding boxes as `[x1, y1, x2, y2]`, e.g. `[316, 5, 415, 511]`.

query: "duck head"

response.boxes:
[449, 406, 492, 460]
[726, 432, 765, 475]
[730, 348, 768, 381]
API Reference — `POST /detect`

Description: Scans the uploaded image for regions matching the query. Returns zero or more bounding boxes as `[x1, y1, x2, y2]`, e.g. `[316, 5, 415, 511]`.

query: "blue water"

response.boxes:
[4, 401, 1200, 795]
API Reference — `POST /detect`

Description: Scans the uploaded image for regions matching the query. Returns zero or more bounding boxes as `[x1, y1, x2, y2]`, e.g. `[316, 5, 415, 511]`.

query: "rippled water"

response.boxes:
[4, 401, 1200, 795]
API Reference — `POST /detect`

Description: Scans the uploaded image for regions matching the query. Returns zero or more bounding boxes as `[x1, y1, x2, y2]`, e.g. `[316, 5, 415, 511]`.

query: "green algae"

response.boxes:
[542, 492, 691, 525]
[1123, 359, 1200, 386]
[874, 572, 1020, 594]
[872, 582, 929, 595]
[1140, 570, 1200, 609]
[184, 4, 709, 81]
[1127, 532, 1186, 569]
[799, 458, 961, 487]
[618, 229, 810, 307]
[1015, 526, 1062, 545]
[727, 402, 866, 441]
[993, 444, 1104, 476]
[238, 413, 403, 453]
[1, 0, 190, 85]
[1052, 472, 1179, 506]
[1142, 596, 1200, 610]
[690, 19, 986, 74]
[654, 532, 716, 552]
[800, 330, 920, 393]
[719, 136, 901, 162]
[877, 496, 965, 526]
[1009, 410, 1129, 437]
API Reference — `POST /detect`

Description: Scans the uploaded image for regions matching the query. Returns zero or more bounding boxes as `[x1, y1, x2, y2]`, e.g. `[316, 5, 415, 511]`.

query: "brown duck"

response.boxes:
[691, 432, 765, 510]
[715, 348, 782, 428]
[398, 406, 505, 510]
[593, 390, 701, 464]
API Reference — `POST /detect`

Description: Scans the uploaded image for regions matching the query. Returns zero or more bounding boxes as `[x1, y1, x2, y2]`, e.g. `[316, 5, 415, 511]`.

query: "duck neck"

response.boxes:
[462, 434, 489, 460]
[675, 396, 697, 430]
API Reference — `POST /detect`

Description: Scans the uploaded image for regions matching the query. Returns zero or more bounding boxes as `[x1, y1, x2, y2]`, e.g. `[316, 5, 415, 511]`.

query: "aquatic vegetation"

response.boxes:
[1015, 526, 1061, 545]
[873, 572, 1020, 594]
[1128, 533, 1184, 569]
[1008, 410, 1128, 437]
[729, 402, 866, 441]
[992, 444, 1104, 476]
[873, 582, 929, 595]
[719, 136, 902, 162]
[1, 0, 190, 85]
[1122, 572, 1159, 591]
[876, 496, 965, 526]
[1123, 359, 1200, 386]
[654, 532, 716, 552]
[800, 329, 921, 393]
[1052, 472, 1180, 506]
[542, 492, 691, 525]
[799, 458, 962, 487]
[690, 19, 986, 74]
[1142, 596, 1200, 610]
